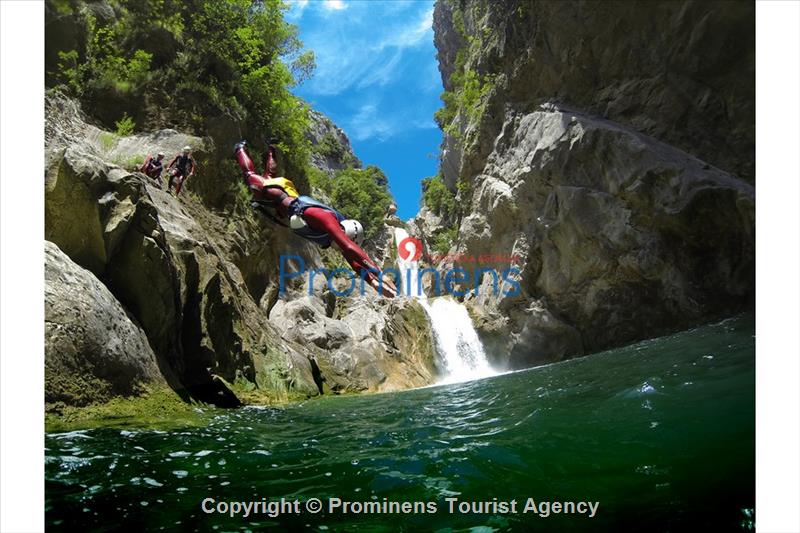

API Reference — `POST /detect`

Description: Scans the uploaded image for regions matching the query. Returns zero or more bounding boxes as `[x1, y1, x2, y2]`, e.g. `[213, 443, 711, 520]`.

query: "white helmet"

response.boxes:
[182, 145, 191, 154]
[341, 219, 364, 245]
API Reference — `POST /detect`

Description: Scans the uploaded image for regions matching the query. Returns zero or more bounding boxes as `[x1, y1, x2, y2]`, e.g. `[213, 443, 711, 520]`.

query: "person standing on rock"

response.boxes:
[139, 152, 165, 186]
[233, 140, 398, 298]
[166, 146, 196, 196]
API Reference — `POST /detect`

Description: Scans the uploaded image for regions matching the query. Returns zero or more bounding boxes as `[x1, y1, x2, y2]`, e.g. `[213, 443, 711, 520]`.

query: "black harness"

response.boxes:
[175, 154, 193, 175]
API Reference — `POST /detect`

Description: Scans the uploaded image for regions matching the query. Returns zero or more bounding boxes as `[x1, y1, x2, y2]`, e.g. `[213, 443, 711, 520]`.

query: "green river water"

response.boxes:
[45, 314, 755, 532]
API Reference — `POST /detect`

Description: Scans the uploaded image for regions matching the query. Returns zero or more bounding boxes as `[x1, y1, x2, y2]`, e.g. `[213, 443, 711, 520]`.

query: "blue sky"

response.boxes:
[287, 0, 443, 220]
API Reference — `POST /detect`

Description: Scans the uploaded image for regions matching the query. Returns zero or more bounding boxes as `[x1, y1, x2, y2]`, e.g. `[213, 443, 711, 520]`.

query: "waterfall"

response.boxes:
[394, 228, 496, 384]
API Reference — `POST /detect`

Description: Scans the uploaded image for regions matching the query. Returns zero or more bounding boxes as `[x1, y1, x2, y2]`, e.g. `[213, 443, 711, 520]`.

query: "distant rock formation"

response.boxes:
[307, 109, 362, 174]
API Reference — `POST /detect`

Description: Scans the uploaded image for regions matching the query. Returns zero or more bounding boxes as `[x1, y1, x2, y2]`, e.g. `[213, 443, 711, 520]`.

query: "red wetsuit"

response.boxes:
[235, 145, 396, 297]
[140, 155, 164, 180]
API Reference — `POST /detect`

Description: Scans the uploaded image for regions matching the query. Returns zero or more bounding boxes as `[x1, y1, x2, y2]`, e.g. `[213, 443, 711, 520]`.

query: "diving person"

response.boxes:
[233, 140, 398, 298]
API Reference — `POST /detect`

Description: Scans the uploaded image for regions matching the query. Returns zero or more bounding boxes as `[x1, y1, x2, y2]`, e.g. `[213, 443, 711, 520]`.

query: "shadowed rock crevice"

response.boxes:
[309, 358, 325, 396]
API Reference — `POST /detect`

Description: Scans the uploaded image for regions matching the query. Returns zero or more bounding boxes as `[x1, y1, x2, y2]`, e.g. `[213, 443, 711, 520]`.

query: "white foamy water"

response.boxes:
[394, 228, 496, 384]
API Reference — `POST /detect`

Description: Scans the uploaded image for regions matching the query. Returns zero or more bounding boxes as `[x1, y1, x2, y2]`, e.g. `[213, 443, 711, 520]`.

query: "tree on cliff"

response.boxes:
[48, 0, 315, 178]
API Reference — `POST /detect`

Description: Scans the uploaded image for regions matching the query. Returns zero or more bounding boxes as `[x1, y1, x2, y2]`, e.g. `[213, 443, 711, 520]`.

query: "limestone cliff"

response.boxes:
[420, 0, 755, 367]
[307, 109, 362, 174]
[45, 241, 165, 408]
[44, 92, 435, 414]
[433, 0, 754, 187]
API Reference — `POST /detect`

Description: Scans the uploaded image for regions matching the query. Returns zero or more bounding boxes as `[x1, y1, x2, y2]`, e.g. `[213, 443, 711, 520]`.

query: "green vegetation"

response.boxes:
[434, 55, 494, 135]
[329, 166, 392, 241]
[49, 0, 401, 228]
[316, 133, 345, 160]
[99, 132, 118, 151]
[49, 0, 315, 183]
[313, 132, 358, 168]
[113, 154, 146, 169]
[433, 3, 496, 136]
[307, 165, 333, 196]
[224, 165, 259, 225]
[114, 112, 135, 136]
[433, 91, 457, 131]
[56, 49, 81, 93]
[426, 1, 495, 256]
[45, 385, 205, 432]
[430, 227, 458, 255]
[421, 174, 460, 254]
[421, 173, 457, 219]
[50, 0, 76, 15]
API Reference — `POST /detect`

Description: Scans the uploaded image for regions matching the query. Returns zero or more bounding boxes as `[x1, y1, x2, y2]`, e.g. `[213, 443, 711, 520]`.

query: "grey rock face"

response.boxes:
[450, 104, 754, 366]
[45, 94, 321, 405]
[268, 291, 437, 393]
[44, 92, 438, 408]
[45, 241, 164, 406]
[427, 0, 755, 368]
[433, 0, 754, 184]
[307, 109, 361, 174]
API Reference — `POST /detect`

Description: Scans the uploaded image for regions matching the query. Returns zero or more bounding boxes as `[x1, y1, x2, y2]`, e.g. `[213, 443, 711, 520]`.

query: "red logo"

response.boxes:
[398, 236, 422, 261]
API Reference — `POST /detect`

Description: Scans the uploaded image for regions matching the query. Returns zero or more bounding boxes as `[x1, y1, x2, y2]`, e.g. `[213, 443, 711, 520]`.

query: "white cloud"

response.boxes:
[346, 100, 439, 142]
[295, 1, 442, 140]
[348, 103, 396, 141]
[301, 2, 435, 96]
[286, 0, 309, 20]
[356, 50, 403, 89]
[412, 118, 439, 130]
[323, 0, 346, 11]
[382, 7, 433, 48]
[305, 45, 375, 95]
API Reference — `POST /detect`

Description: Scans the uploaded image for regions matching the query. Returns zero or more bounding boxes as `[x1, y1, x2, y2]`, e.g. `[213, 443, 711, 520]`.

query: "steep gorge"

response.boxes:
[44, 91, 435, 419]
[43, 0, 757, 422]
[414, 0, 755, 368]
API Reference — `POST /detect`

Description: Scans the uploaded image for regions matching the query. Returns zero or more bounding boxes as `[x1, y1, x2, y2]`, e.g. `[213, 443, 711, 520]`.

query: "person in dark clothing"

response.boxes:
[234, 140, 398, 298]
[166, 146, 196, 195]
[139, 152, 165, 185]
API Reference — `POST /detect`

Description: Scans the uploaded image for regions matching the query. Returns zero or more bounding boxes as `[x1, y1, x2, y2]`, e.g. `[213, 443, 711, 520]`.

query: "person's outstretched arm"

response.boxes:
[303, 206, 398, 298]
[139, 156, 152, 174]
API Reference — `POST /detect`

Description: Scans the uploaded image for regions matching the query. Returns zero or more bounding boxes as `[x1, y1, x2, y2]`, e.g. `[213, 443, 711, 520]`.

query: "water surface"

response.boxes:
[45, 315, 755, 531]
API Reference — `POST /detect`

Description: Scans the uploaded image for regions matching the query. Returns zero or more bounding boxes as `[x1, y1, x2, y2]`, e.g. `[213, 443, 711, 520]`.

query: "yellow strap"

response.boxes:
[262, 177, 299, 198]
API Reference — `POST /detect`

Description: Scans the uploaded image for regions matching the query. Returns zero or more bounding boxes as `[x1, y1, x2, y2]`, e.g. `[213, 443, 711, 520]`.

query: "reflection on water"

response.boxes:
[46, 315, 755, 531]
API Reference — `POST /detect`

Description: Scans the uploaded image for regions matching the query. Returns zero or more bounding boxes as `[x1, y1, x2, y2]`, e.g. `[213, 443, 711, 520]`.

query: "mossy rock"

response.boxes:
[45, 385, 204, 432]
